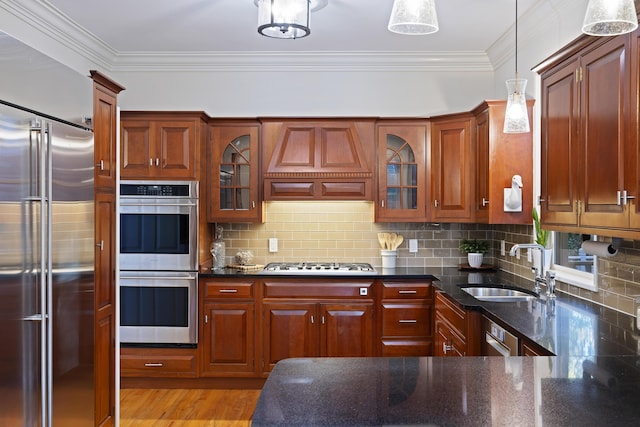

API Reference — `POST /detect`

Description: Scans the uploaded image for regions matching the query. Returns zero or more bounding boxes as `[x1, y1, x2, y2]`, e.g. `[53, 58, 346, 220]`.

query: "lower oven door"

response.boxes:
[120, 271, 197, 345]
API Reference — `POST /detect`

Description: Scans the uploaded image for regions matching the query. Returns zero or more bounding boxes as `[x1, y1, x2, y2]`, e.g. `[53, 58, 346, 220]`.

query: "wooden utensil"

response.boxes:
[377, 233, 386, 249]
[388, 233, 397, 251]
[393, 234, 404, 250]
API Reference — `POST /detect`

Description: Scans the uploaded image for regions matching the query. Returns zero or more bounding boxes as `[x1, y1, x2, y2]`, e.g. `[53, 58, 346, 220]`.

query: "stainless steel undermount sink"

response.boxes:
[459, 285, 538, 303]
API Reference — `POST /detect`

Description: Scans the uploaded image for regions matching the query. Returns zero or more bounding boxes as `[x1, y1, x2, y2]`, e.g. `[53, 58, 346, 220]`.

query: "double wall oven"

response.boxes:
[119, 180, 198, 346]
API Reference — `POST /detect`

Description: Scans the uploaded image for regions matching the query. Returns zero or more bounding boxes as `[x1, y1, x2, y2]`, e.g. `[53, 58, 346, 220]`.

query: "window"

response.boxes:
[551, 232, 597, 291]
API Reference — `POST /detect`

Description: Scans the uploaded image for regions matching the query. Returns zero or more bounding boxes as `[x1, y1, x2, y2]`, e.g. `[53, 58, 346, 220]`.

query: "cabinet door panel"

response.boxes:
[121, 121, 153, 178]
[431, 117, 474, 222]
[202, 302, 254, 375]
[541, 59, 580, 226]
[320, 303, 373, 357]
[580, 38, 629, 227]
[158, 121, 196, 179]
[376, 123, 427, 222]
[263, 303, 317, 372]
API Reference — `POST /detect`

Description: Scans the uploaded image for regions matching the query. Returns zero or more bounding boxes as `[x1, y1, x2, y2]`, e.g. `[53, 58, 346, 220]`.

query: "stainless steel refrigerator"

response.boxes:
[0, 99, 95, 426]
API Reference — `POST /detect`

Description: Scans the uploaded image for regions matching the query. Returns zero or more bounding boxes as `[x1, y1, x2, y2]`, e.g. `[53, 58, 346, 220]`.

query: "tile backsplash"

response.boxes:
[217, 201, 640, 318]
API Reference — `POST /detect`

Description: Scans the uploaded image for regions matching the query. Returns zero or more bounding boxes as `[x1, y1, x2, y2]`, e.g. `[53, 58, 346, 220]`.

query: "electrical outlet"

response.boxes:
[500, 240, 506, 256]
[409, 239, 418, 253]
[269, 238, 278, 253]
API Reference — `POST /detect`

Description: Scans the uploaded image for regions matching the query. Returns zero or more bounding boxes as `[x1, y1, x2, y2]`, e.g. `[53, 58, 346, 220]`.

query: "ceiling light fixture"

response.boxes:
[388, 0, 439, 35]
[255, 0, 327, 39]
[582, 0, 638, 36]
[503, 0, 530, 134]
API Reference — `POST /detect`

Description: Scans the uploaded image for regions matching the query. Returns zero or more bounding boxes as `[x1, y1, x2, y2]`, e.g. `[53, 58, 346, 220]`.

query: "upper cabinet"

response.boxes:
[375, 120, 428, 222]
[472, 100, 534, 224]
[538, 33, 637, 236]
[208, 121, 263, 223]
[261, 119, 375, 200]
[121, 112, 204, 180]
[430, 114, 475, 223]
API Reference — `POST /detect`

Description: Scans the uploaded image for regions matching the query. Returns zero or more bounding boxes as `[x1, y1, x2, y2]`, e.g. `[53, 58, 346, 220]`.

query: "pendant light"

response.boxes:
[503, 0, 530, 134]
[388, 0, 439, 35]
[256, 0, 312, 39]
[582, 0, 638, 36]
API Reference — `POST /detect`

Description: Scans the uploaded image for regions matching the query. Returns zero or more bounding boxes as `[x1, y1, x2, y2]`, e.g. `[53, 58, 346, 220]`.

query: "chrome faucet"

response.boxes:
[509, 243, 556, 298]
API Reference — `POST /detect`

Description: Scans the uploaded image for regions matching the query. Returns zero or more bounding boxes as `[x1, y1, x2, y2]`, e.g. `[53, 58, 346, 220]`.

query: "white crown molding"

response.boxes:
[110, 51, 494, 73]
[0, 0, 116, 70]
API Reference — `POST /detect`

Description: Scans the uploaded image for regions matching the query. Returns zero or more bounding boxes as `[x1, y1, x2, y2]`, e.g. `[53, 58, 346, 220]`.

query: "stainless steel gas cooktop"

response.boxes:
[261, 262, 376, 275]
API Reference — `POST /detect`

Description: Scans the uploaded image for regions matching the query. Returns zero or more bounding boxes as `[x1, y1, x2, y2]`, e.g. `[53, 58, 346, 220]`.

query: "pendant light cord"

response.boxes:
[515, 0, 518, 77]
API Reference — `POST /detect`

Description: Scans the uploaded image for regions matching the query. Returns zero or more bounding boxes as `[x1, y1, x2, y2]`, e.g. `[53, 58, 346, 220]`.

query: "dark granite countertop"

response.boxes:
[199, 263, 639, 357]
[252, 356, 640, 426]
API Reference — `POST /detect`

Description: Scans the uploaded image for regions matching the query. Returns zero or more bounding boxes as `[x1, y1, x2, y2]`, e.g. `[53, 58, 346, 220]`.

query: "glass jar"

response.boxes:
[210, 225, 226, 269]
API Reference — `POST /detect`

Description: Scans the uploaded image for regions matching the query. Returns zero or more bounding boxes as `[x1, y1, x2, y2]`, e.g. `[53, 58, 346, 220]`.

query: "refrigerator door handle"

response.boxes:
[22, 314, 46, 321]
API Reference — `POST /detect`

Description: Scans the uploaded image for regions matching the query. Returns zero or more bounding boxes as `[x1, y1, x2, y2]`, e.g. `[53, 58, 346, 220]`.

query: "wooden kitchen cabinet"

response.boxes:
[430, 114, 475, 222]
[91, 71, 123, 427]
[208, 121, 263, 223]
[433, 291, 481, 357]
[379, 280, 433, 356]
[261, 280, 375, 372]
[472, 100, 534, 224]
[375, 120, 428, 222]
[121, 111, 204, 180]
[538, 33, 636, 235]
[200, 279, 257, 376]
[260, 119, 376, 200]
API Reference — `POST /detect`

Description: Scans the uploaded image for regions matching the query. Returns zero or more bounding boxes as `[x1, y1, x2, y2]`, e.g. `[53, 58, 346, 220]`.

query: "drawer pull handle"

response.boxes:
[219, 289, 238, 293]
[399, 319, 417, 323]
[144, 363, 164, 367]
[398, 290, 417, 294]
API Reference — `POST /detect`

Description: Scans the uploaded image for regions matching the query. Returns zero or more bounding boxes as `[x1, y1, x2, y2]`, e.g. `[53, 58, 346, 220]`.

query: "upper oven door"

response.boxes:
[119, 193, 198, 271]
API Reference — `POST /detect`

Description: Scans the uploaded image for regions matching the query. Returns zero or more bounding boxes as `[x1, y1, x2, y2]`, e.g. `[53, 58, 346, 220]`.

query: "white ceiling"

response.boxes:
[44, 0, 540, 54]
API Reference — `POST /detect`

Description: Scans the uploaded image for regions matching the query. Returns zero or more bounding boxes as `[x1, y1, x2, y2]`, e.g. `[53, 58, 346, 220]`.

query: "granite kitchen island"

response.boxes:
[251, 356, 640, 426]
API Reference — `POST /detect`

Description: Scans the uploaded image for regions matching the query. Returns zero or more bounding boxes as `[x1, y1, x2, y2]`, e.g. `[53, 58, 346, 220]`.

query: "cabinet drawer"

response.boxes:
[204, 280, 254, 299]
[263, 280, 374, 299]
[382, 281, 432, 299]
[381, 339, 431, 357]
[382, 303, 431, 337]
[120, 348, 197, 377]
[435, 291, 466, 336]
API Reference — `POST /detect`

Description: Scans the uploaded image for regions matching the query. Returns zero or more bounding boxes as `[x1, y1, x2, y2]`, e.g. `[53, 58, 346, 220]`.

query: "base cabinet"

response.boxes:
[200, 279, 257, 377]
[379, 281, 433, 356]
[262, 301, 374, 372]
[433, 291, 481, 356]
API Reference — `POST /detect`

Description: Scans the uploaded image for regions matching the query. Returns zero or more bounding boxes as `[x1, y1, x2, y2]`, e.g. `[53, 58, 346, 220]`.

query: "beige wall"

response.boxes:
[217, 202, 640, 317]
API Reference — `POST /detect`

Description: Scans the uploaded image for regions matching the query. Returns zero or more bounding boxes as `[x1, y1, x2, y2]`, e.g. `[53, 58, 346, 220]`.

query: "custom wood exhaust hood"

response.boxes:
[261, 118, 376, 200]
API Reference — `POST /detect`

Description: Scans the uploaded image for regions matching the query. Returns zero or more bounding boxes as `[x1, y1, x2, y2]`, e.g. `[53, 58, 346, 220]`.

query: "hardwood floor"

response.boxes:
[120, 388, 261, 427]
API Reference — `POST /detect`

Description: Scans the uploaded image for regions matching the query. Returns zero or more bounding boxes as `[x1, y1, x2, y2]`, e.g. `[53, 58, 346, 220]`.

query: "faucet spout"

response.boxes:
[509, 243, 550, 295]
[509, 243, 545, 257]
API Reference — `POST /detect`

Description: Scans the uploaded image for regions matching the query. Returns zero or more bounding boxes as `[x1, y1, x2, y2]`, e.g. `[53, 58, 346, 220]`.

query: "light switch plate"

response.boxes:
[269, 238, 278, 253]
[409, 239, 418, 253]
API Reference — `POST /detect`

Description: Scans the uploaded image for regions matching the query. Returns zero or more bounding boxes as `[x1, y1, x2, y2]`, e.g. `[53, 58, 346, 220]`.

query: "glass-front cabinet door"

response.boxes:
[209, 123, 263, 223]
[376, 122, 427, 222]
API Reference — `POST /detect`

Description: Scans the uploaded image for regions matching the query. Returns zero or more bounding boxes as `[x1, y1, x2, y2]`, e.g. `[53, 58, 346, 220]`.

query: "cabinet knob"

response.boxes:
[144, 363, 164, 368]
[399, 319, 417, 323]
[398, 290, 417, 294]
[482, 198, 489, 207]
[617, 190, 635, 206]
[95, 160, 104, 171]
[155, 158, 160, 167]
[96, 240, 104, 251]
[443, 342, 454, 354]
[434, 200, 439, 208]
[381, 200, 385, 208]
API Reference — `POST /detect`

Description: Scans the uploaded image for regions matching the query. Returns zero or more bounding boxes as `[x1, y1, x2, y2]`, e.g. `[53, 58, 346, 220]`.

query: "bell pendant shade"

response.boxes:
[257, 0, 311, 39]
[582, 0, 638, 36]
[503, 79, 530, 134]
[388, 0, 439, 35]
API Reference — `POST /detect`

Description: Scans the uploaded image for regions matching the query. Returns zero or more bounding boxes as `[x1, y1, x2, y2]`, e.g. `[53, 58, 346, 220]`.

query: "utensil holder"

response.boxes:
[381, 250, 397, 269]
